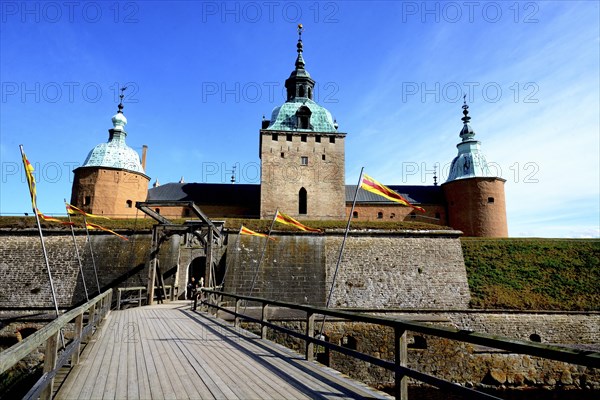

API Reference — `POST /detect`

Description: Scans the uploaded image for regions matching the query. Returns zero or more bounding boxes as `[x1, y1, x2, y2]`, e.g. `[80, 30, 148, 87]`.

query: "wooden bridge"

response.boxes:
[56, 301, 389, 399]
[2, 289, 599, 400]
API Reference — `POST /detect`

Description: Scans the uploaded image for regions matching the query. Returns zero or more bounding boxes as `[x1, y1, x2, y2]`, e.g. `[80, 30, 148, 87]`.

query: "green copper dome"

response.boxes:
[82, 109, 145, 174]
[266, 98, 337, 132]
[265, 26, 337, 133]
[446, 102, 494, 182]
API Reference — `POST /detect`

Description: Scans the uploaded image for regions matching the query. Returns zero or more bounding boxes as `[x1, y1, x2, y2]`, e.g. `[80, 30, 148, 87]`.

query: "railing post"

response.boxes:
[71, 313, 84, 366]
[306, 311, 315, 361]
[85, 304, 96, 341]
[138, 288, 142, 307]
[395, 327, 408, 400]
[235, 298, 241, 328]
[261, 303, 268, 339]
[40, 331, 59, 400]
[116, 288, 122, 310]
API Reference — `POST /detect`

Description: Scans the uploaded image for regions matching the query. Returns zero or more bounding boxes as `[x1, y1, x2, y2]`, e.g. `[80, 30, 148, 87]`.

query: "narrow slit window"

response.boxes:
[301, 156, 308, 166]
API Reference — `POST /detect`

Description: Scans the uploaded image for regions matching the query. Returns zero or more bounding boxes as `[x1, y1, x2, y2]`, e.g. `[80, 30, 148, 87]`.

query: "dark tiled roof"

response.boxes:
[345, 185, 444, 205]
[147, 183, 260, 207]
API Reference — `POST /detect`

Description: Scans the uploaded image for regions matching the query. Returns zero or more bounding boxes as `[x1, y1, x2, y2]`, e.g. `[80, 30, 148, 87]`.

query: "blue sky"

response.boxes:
[1, 1, 598, 238]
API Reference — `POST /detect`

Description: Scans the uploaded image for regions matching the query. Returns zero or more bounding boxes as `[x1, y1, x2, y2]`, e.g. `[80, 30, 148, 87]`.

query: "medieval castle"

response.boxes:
[70, 29, 508, 237]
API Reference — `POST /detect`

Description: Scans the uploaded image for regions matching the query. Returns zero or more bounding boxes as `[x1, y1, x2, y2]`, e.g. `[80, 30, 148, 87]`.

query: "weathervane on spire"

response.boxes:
[461, 93, 471, 124]
[118, 86, 128, 113]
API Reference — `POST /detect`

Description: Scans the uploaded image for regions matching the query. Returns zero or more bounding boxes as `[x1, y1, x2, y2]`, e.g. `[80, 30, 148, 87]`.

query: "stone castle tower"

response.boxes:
[70, 98, 150, 217]
[442, 100, 508, 237]
[259, 26, 346, 220]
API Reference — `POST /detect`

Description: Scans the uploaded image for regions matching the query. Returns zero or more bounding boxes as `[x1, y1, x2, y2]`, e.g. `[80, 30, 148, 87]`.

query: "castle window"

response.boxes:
[299, 85, 305, 97]
[308, 87, 312, 99]
[488, 197, 495, 203]
[183, 208, 191, 217]
[286, 134, 293, 142]
[299, 188, 307, 215]
[322, 154, 326, 161]
[377, 212, 383, 219]
[390, 213, 395, 219]
[301, 156, 308, 166]
[301, 134, 307, 142]
[296, 106, 312, 130]
[155, 208, 160, 215]
[272, 133, 278, 141]
[353, 211, 358, 218]
[126, 200, 133, 208]
[281, 152, 285, 158]
[315, 135, 321, 143]
[329, 136, 335, 144]
[84, 196, 91, 206]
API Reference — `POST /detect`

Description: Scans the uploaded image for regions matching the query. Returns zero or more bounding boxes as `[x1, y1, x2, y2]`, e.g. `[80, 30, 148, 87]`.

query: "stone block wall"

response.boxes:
[223, 230, 470, 309]
[324, 232, 471, 309]
[224, 233, 326, 305]
[0, 232, 180, 308]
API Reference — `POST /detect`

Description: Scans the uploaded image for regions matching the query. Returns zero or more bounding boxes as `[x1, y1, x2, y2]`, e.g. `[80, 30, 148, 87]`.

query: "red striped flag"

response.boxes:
[86, 222, 128, 241]
[275, 211, 321, 232]
[38, 211, 74, 226]
[361, 173, 425, 212]
[240, 225, 275, 240]
[66, 203, 110, 219]
[21, 149, 37, 209]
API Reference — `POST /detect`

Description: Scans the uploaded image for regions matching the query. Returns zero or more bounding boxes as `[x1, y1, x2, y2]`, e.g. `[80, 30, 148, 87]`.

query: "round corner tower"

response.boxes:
[70, 100, 150, 218]
[441, 101, 508, 237]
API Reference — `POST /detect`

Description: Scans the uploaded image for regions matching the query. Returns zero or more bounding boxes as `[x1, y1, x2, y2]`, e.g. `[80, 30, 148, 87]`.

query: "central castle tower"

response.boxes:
[259, 25, 346, 219]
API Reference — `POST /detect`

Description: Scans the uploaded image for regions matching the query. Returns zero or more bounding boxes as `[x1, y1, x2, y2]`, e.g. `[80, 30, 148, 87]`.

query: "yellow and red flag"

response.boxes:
[21, 149, 37, 209]
[240, 225, 275, 240]
[66, 203, 110, 219]
[275, 211, 321, 232]
[37, 211, 74, 225]
[86, 222, 128, 241]
[361, 173, 425, 213]
[21, 147, 73, 225]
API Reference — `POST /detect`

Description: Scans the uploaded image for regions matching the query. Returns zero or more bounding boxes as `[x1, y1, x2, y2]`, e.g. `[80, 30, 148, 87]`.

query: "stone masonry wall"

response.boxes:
[224, 233, 326, 305]
[0, 232, 179, 308]
[324, 232, 471, 309]
[223, 230, 469, 309]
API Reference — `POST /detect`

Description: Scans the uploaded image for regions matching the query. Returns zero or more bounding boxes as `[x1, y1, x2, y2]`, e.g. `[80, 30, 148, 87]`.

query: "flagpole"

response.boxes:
[65, 200, 89, 301]
[83, 215, 101, 294]
[319, 167, 364, 336]
[19, 145, 64, 348]
[245, 209, 278, 312]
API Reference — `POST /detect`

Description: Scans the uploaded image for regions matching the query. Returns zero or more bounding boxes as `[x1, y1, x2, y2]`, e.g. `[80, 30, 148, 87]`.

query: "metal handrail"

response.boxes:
[200, 288, 600, 400]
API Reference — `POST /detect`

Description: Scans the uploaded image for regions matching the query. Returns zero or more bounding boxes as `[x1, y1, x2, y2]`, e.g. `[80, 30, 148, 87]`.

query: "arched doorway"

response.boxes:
[187, 256, 207, 298]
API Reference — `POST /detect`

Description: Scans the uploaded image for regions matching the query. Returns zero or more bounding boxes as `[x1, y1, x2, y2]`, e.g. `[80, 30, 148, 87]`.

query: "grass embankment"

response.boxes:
[462, 238, 600, 311]
[0, 216, 450, 232]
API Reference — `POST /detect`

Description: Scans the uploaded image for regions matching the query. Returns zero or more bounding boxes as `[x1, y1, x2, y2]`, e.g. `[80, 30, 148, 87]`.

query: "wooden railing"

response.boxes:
[0, 290, 112, 400]
[116, 286, 146, 310]
[200, 289, 600, 400]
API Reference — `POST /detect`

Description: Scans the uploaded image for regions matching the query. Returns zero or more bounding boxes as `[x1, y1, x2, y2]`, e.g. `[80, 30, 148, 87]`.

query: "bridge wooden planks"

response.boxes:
[56, 301, 391, 400]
